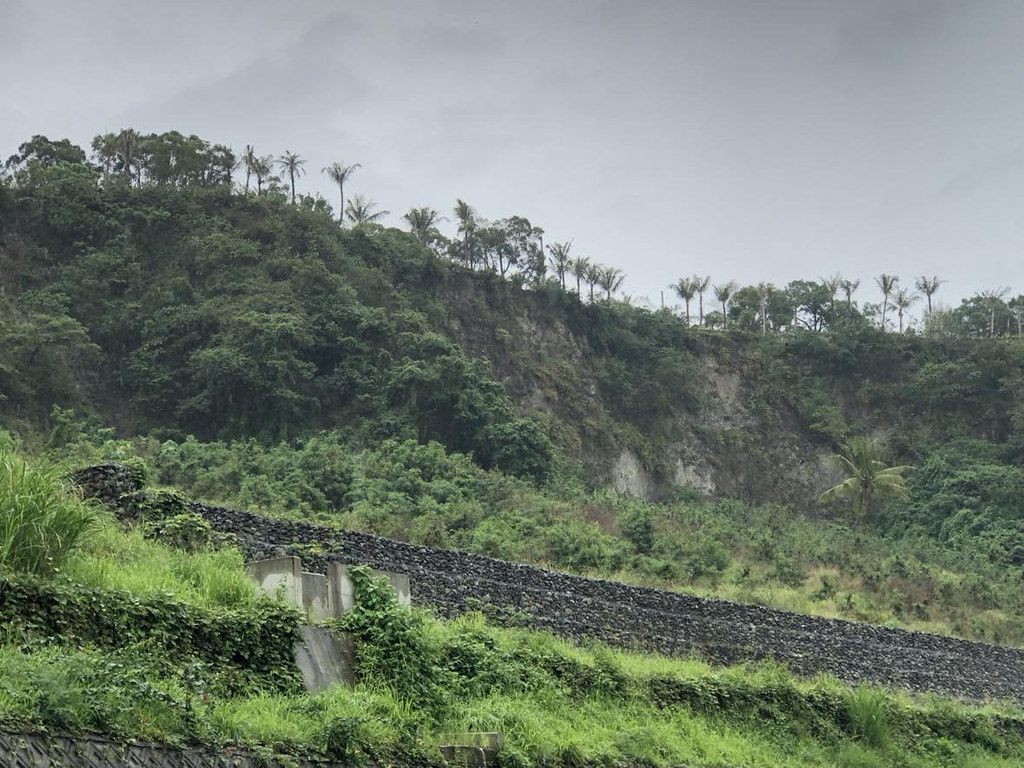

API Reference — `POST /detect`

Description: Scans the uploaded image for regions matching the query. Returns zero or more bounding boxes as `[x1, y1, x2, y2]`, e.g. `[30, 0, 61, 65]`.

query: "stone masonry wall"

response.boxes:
[0, 731, 427, 768]
[73, 465, 1024, 704]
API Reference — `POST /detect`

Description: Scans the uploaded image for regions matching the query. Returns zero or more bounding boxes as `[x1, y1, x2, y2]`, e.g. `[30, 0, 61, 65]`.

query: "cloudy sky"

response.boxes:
[4, 0, 1024, 314]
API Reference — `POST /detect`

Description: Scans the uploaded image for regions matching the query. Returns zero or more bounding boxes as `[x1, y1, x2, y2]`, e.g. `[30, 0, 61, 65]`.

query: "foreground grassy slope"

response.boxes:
[46, 431, 1024, 647]
[3, 451, 1024, 767]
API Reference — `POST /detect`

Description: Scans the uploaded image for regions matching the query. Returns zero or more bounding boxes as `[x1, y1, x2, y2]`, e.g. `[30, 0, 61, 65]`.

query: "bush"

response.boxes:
[144, 512, 218, 551]
[0, 452, 96, 575]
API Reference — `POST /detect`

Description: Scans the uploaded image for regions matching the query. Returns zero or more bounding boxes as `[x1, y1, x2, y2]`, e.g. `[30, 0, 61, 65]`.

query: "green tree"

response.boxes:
[546, 241, 572, 289]
[403, 206, 445, 245]
[693, 275, 711, 326]
[6, 135, 87, 173]
[598, 266, 625, 301]
[242, 145, 255, 194]
[840, 278, 860, 308]
[980, 287, 1011, 336]
[915, 275, 944, 315]
[894, 288, 920, 333]
[346, 194, 389, 225]
[819, 436, 911, 520]
[671, 277, 697, 325]
[322, 161, 360, 222]
[569, 257, 591, 298]
[277, 150, 306, 204]
[713, 281, 736, 329]
[116, 128, 143, 186]
[452, 199, 479, 268]
[875, 274, 899, 331]
[584, 261, 602, 303]
[820, 273, 841, 318]
[253, 154, 274, 194]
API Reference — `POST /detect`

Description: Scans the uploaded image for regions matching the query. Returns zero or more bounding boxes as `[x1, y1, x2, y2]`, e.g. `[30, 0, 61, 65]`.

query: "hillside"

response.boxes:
[1, 132, 1023, 647]
[3, 450, 1024, 768]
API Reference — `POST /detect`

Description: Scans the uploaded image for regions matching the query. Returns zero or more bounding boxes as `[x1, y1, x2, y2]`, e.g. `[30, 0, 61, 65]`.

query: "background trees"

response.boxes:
[915, 276, 943, 315]
[876, 274, 899, 331]
[277, 151, 305, 204]
[5, 129, 1022, 354]
[546, 241, 572, 289]
[345, 194, 389, 225]
[671, 278, 697, 325]
[819, 437, 911, 520]
[323, 161, 360, 223]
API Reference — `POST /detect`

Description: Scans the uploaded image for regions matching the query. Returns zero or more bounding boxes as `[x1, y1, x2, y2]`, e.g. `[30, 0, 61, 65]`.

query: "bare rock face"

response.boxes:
[612, 449, 655, 498]
[672, 459, 715, 494]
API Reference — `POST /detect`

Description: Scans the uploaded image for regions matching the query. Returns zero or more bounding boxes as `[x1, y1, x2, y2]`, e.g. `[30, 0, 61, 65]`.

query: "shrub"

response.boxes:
[0, 452, 95, 575]
[144, 512, 218, 551]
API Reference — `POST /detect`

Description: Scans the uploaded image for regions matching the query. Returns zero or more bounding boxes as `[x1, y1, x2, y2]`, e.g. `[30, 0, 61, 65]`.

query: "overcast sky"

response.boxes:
[4, 0, 1024, 316]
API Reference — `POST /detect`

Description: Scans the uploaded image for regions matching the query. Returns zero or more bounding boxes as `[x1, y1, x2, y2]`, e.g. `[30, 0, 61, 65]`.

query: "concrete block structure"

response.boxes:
[245, 556, 409, 620]
[301, 571, 330, 622]
[327, 562, 411, 615]
[294, 626, 356, 691]
[245, 556, 302, 606]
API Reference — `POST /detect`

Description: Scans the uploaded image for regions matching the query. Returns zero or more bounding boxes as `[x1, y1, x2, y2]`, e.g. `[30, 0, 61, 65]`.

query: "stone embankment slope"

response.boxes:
[75, 464, 1024, 704]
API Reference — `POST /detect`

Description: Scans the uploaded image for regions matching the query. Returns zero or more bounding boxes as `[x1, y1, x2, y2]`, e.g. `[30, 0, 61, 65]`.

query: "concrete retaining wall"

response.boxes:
[0, 731, 354, 768]
[72, 464, 1024, 704]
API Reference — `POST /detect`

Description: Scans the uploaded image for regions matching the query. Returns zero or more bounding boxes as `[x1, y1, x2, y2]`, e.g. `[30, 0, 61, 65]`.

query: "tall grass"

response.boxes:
[62, 514, 257, 610]
[0, 452, 95, 575]
[844, 684, 892, 748]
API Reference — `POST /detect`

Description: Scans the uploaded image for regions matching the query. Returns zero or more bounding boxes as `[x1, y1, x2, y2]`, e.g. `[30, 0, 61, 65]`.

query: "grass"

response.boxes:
[0, 452, 256, 611]
[61, 514, 257, 610]
[0, 452, 95, 575]
[2, 619, 1022, 768]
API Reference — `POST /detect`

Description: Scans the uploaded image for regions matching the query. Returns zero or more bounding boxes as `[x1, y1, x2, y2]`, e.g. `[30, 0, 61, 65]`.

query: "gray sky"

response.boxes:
[4, 0, 1024, 318]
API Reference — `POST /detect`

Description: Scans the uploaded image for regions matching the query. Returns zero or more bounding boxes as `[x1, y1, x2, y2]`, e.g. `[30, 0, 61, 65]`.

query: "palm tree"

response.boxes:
[253, 154, 275, 194]
[345, 194, 389, 225]
[322, 161, 361, 223]
[820, 274, 841, 319]
[875, 274, 899, 331]
[546, 241, 573, 289]
[693, 275, 711, 326]
[115, 128, 141, 185]
[672, 277, 697, 324]
[584, 262, 602, 303]
[277, 151, 306, 204]
[819, 436, 911, 520]
[980, 287, 1010, 336]
[598, 266, 625, 300]
[242, 145, 256, 194]
[894, 288, 920, 333]
[568, 257, 591, 297]
[840, 278, 860, 307]
[91, 133, 119, 178]
[914, 276, 943, 315]
[757, 282, 771, 334]
[713, 281, 736, 329]
[403, 207, 445, 245]
[453, 199, 479, 268]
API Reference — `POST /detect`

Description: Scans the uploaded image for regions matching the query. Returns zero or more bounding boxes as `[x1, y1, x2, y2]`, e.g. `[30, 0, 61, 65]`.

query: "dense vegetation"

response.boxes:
[2, 453, 1023, 767]
[2, 131, 1023, 650]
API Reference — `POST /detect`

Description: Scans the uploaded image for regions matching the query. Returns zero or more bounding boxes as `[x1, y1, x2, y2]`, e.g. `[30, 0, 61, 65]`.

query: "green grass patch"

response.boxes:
[0, 451, 95, 576]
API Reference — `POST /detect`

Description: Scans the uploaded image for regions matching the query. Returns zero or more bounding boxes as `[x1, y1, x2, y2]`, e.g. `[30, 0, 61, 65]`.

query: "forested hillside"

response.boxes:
[2, 131, 1023, 645]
